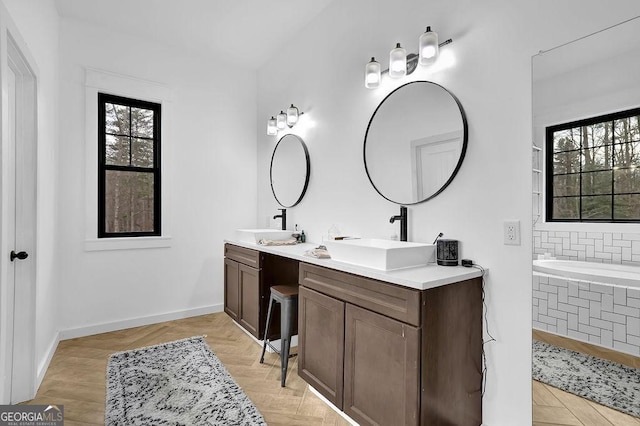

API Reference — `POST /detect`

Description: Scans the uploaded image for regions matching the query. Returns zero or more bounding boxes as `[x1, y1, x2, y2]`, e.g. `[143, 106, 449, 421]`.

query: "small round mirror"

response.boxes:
[364, 81, 468, 205]
[270, 134, 310, 208]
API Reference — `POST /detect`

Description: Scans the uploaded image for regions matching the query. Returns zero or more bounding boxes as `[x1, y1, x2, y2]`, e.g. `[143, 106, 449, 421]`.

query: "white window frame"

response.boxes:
[84, 68, 173, 251]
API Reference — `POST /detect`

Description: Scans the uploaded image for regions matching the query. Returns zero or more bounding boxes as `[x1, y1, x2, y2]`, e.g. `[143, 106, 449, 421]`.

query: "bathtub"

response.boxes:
[533, 259, 640, 287]
[532, 259, 640, 356]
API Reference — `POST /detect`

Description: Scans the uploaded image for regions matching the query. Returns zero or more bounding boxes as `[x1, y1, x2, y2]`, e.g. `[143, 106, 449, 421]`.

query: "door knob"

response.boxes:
[10, 250, 28, 261]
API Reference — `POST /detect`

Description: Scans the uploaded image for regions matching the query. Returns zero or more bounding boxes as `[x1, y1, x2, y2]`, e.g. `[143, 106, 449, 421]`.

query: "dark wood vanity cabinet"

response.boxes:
[223, 257, 241, 322]
[224, 243, 300, 340]
[298, 263, 483, 426]
[224, 244, 263, 337]
[224, 244, 482, 425]
[298, 286, 345, 408]
[344, 303, 420, 425]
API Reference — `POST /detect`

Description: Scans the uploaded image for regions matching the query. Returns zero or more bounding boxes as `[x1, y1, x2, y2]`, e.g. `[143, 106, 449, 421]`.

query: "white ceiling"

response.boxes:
[533, 16, 640, 82]
[55, 0, 336, 69]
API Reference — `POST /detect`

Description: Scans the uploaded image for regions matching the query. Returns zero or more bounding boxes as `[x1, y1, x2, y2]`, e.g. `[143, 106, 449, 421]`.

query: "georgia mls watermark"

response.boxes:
[0, 405, 63, 426]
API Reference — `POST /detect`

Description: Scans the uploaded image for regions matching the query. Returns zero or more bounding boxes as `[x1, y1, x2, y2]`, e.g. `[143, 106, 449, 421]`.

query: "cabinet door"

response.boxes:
[224, 258, 240, 322]
[238, 264, 260, 338]
[344, 303, 420, 426]
[298, 286, 345, 409]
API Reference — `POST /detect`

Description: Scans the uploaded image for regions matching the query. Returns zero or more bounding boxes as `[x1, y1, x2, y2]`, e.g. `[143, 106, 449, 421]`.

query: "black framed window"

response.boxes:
[546, 107, 640, 222]
[98, 93, 161, 237]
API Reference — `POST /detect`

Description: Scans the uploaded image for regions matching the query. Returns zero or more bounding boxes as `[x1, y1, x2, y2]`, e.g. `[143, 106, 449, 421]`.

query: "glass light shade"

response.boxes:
[267, 116, 277, 135]
[276, 111, 287, 130]
[286, 104, 299, 127]
[419, 26, 439, 65]
[389, 43, 407, 79]
[364, 57, 381, 89]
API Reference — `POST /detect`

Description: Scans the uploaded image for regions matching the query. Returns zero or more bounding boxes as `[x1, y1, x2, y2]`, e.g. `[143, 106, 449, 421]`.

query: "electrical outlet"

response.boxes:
[504, 220, 521, 245]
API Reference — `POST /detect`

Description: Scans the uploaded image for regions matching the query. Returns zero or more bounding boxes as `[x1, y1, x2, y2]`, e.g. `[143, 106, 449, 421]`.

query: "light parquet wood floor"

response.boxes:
[25, 312, 350, 426]
[24, 312, 640, 425]
[533, 330, 640, 426]
[533, 380, 640, 426]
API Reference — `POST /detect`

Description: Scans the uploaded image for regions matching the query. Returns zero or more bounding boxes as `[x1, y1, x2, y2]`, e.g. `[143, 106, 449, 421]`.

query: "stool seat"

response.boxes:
[271, 285, 299, 299]
[259, 285, 299, 387]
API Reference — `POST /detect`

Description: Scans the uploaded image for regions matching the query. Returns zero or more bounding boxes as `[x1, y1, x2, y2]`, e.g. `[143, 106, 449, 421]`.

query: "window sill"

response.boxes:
[535, 221, 640, 233]
[84, 236, 172, 252]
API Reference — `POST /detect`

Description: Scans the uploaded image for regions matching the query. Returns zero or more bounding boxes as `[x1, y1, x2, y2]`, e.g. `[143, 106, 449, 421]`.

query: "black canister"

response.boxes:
[436, 239, 459, 266]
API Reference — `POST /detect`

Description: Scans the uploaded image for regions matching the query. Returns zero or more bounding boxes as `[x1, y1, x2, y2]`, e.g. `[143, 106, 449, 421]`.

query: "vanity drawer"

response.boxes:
[299, 263, 421, 326]
[225, 244, 262, 269]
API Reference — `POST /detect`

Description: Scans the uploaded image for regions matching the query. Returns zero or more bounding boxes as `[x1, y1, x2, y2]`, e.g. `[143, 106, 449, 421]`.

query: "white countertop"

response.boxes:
[225, 239, 485, 291]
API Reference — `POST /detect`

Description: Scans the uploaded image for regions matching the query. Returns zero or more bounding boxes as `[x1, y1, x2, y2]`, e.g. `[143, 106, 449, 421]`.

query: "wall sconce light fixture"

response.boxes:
[267, 116, 277, 135]
[266, 104, 304, 135]
[286, 104, 299, 127]
[365, 26, 452, 89]
[365, 57, 381, 88]
[276, 111, 287, 130]
[389, 43, 407, 79]
[419, 26, 439, 65]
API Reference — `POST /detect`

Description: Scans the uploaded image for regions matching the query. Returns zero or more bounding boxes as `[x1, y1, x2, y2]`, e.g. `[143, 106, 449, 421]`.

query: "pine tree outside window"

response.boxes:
[98, 93, 161, 237]
[546, 107, 640, 222]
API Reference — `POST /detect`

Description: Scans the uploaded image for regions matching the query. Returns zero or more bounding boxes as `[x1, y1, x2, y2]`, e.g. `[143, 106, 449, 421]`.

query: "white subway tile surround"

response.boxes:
[533, 273, 640, 356]
[533, 230, 640, 265]
[533, 230, 640, 355]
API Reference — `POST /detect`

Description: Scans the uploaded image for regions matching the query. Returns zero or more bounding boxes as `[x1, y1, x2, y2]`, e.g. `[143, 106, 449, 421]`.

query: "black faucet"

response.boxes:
[273, 208, 286, 231]
[389, 206, 408, 242]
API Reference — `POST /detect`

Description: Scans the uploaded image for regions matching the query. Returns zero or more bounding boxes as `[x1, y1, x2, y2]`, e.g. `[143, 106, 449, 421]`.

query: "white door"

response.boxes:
[0, 34, 38, 404]
[1, 60, 19, 404]
[411, 131, 463, 200]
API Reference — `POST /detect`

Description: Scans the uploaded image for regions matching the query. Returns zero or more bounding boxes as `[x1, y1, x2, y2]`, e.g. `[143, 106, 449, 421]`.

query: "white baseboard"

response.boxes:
[59, 304, 223, 341]
[308, 385, 359, 425]
[36, 332, 60, 390]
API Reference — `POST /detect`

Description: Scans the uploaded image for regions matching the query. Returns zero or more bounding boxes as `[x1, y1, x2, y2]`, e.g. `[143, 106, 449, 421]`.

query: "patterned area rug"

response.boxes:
[532, 340, 640, 417]
[106, 336, 266, 425]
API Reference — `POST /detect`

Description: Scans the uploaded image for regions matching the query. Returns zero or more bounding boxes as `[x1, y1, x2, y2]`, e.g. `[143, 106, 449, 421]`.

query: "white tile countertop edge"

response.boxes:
[225, 240, 486, 291]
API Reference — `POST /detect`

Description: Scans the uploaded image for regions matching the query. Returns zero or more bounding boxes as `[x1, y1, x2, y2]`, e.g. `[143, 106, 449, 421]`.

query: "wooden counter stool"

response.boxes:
[259, 285, 299, 387]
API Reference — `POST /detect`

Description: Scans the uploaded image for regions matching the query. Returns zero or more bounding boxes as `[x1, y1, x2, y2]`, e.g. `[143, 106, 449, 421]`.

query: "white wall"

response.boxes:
[1, 0, 60, 386]
[533, 23, 640, 233]
[256, 0, 640, 424]
[56, 18, 257, 334]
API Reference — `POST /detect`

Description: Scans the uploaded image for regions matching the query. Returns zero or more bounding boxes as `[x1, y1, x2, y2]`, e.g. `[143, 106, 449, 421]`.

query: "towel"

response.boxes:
[258, 238, 297, 246]
[304, 248, 331, 259]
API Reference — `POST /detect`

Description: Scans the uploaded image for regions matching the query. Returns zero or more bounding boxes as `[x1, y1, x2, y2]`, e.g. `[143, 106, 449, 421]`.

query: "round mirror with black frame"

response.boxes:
[270, 134, 310, 208]
[364, 81, 468, 205]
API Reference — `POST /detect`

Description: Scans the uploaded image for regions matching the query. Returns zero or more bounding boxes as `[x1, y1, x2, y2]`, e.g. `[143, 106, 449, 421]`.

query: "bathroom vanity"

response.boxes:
[223, 243, 299, 339]
[223, 241, 484, 426]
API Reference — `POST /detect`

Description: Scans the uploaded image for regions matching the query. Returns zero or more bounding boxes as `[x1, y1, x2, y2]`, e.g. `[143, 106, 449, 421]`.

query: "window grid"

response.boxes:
[546, 107, 640, 223]
[98, 93, 161, 237]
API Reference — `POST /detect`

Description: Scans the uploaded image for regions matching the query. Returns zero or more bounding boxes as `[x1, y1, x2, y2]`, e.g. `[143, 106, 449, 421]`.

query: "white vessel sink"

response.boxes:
[324, 238, 435, 271]
[236, 228, 294, 244]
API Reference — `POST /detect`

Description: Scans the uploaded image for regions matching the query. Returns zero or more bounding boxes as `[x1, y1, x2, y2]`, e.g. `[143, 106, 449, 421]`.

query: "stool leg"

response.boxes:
[260, 295, 275, 364]
[280, 298, 294, 387]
